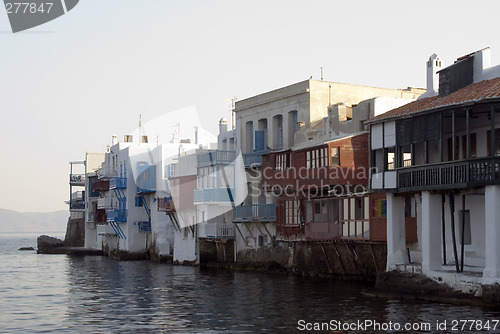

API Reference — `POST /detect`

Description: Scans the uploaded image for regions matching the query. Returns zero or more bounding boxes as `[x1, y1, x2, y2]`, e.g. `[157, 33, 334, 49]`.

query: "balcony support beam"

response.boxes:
[491, 105, 496, 158]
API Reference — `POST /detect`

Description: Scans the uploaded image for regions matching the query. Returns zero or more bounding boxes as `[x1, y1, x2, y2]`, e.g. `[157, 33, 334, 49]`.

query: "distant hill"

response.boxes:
[0, 208, 69, 233]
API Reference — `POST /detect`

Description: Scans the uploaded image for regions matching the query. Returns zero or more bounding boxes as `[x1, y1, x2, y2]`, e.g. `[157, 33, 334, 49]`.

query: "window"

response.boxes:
[275, 153, 289, 170]
[135, 196, 143, 207]
[341, 196, 369, 239]
[306, 147, 328, 169]
[404, 197, 416, 218]
[387, 148, 395, 170]
[487, 129, 500, 156]
[285, 200, 300, 226]
[331, 147, 340, 166]
[461, 133, 477, 158]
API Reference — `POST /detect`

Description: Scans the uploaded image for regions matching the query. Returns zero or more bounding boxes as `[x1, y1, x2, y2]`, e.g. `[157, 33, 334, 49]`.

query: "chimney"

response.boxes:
[219, 118, 228, 134]
[112, 134, 118, 145]
[426, 53, 442, 97]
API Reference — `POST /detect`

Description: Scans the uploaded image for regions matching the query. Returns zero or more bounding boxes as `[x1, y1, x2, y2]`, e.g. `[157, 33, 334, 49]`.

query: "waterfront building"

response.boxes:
[90, 124, 215, 259]
[195, 119, 241, 263]
[366, 47, 500, 293]
[232, 79, 423, 266]
[67, 153, 105, 248]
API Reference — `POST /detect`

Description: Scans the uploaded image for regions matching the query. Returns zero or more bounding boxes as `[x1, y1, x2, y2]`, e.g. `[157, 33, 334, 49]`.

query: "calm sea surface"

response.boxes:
[1, 233, 500, 333]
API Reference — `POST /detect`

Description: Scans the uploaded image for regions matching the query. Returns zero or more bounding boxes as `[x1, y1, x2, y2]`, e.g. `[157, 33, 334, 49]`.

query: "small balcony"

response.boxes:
[97, 197, 113, 209]
[136, 165, 156, 194]
[197, 150, 236, 167]
[107, 209, 127, 223]
[232, 204, 276, 223]
[109, 177, 127, 190]
[194, 188, 235, 203]
[397, 157, 500, 192]
[67, 191, 85, 210]
[157, 197, 175, 212]
[98, 165, 117, 180]
[69, 174, 85, 186]
[204, 223, 235, 238]
[92, 180, 109, 192]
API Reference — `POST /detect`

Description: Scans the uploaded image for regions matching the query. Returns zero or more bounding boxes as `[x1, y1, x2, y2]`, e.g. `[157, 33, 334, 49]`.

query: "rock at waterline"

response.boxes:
[37, 235, 64, 254]
[19, 247, 35, 251]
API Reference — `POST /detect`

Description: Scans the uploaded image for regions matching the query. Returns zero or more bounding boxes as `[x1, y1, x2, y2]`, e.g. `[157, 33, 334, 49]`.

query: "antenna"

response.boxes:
[231, 97, 237, 130]
[321, 67, 323, 81]
[139, 115, 142, 143]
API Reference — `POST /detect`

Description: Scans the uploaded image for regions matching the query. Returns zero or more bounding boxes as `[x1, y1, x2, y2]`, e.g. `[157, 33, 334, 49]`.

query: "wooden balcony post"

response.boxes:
[491, 105, 496, 158]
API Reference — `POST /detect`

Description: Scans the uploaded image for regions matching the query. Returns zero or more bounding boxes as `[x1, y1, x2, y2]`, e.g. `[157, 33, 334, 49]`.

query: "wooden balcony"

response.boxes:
[397, 157, 500, 192]
[157, 197, 175, 212]
[92, 180, 109, 192]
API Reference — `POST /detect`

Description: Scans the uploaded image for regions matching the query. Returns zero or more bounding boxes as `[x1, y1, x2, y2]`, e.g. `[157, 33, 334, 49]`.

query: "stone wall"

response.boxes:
[63, 217, 85, 247]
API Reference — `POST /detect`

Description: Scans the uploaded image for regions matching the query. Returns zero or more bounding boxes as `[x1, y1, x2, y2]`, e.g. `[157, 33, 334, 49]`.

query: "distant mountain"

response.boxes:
[0, 208, 69, 233]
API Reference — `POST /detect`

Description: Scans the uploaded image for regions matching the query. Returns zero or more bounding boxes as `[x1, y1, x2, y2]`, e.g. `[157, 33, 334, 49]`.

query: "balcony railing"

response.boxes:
[98, 165, 117, 179]
[109, 177, 127, 189]
[204, 223, 235, 238]
[70, 174, 85, 185]
[197, 150, 236, 167]
[97, 197, 113, 209]
[69, 199, 85, 210]
[107, 209, 127, 223]
[194, 188, 235, 203]
[233, 204, 276, 223]
[397, 157, 500, 192]
[157, 197, 175, 212]
[243, 150, 270, 168]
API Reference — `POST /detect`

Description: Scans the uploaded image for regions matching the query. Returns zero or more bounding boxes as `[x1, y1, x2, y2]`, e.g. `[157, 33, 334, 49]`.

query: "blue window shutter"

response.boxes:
[255, 131, 265, 151]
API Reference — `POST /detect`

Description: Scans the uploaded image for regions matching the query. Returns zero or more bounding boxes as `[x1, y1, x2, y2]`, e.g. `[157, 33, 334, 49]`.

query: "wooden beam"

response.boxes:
[491, 105, 496, 157]
[451, 110, 456, 161]
[466, 108, 471, 159]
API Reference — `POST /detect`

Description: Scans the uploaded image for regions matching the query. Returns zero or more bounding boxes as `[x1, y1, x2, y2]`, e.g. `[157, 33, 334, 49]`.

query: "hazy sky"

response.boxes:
[1, 0, 500, 212]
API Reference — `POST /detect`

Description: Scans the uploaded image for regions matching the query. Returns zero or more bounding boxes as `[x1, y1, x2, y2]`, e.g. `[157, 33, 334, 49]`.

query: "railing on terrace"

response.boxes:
[97, 197, 113, 209]
[397, 157, 500, 192]
[109, 177, 127, 189]
[233, 204, 276, 222]
[197, 150, 236, 167]
[204, 223, 235, 238]
[70, 174, 85, 185]
[69, 199, 85, 210]
[107, 209, 127, 223]
[97, 165, 117, 179]
[194, 188, 235, 203]
[243, 150, 269, 168]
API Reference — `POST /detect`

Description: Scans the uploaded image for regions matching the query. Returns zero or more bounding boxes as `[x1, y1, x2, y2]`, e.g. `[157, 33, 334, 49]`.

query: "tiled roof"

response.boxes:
[366, 77, 500, 124]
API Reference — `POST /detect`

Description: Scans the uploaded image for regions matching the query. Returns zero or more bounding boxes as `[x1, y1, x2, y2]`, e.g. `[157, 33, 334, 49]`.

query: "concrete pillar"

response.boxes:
[421, 191, 442, 271]
[386, 193, 408, 269]
[483, 185, 500, 281]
